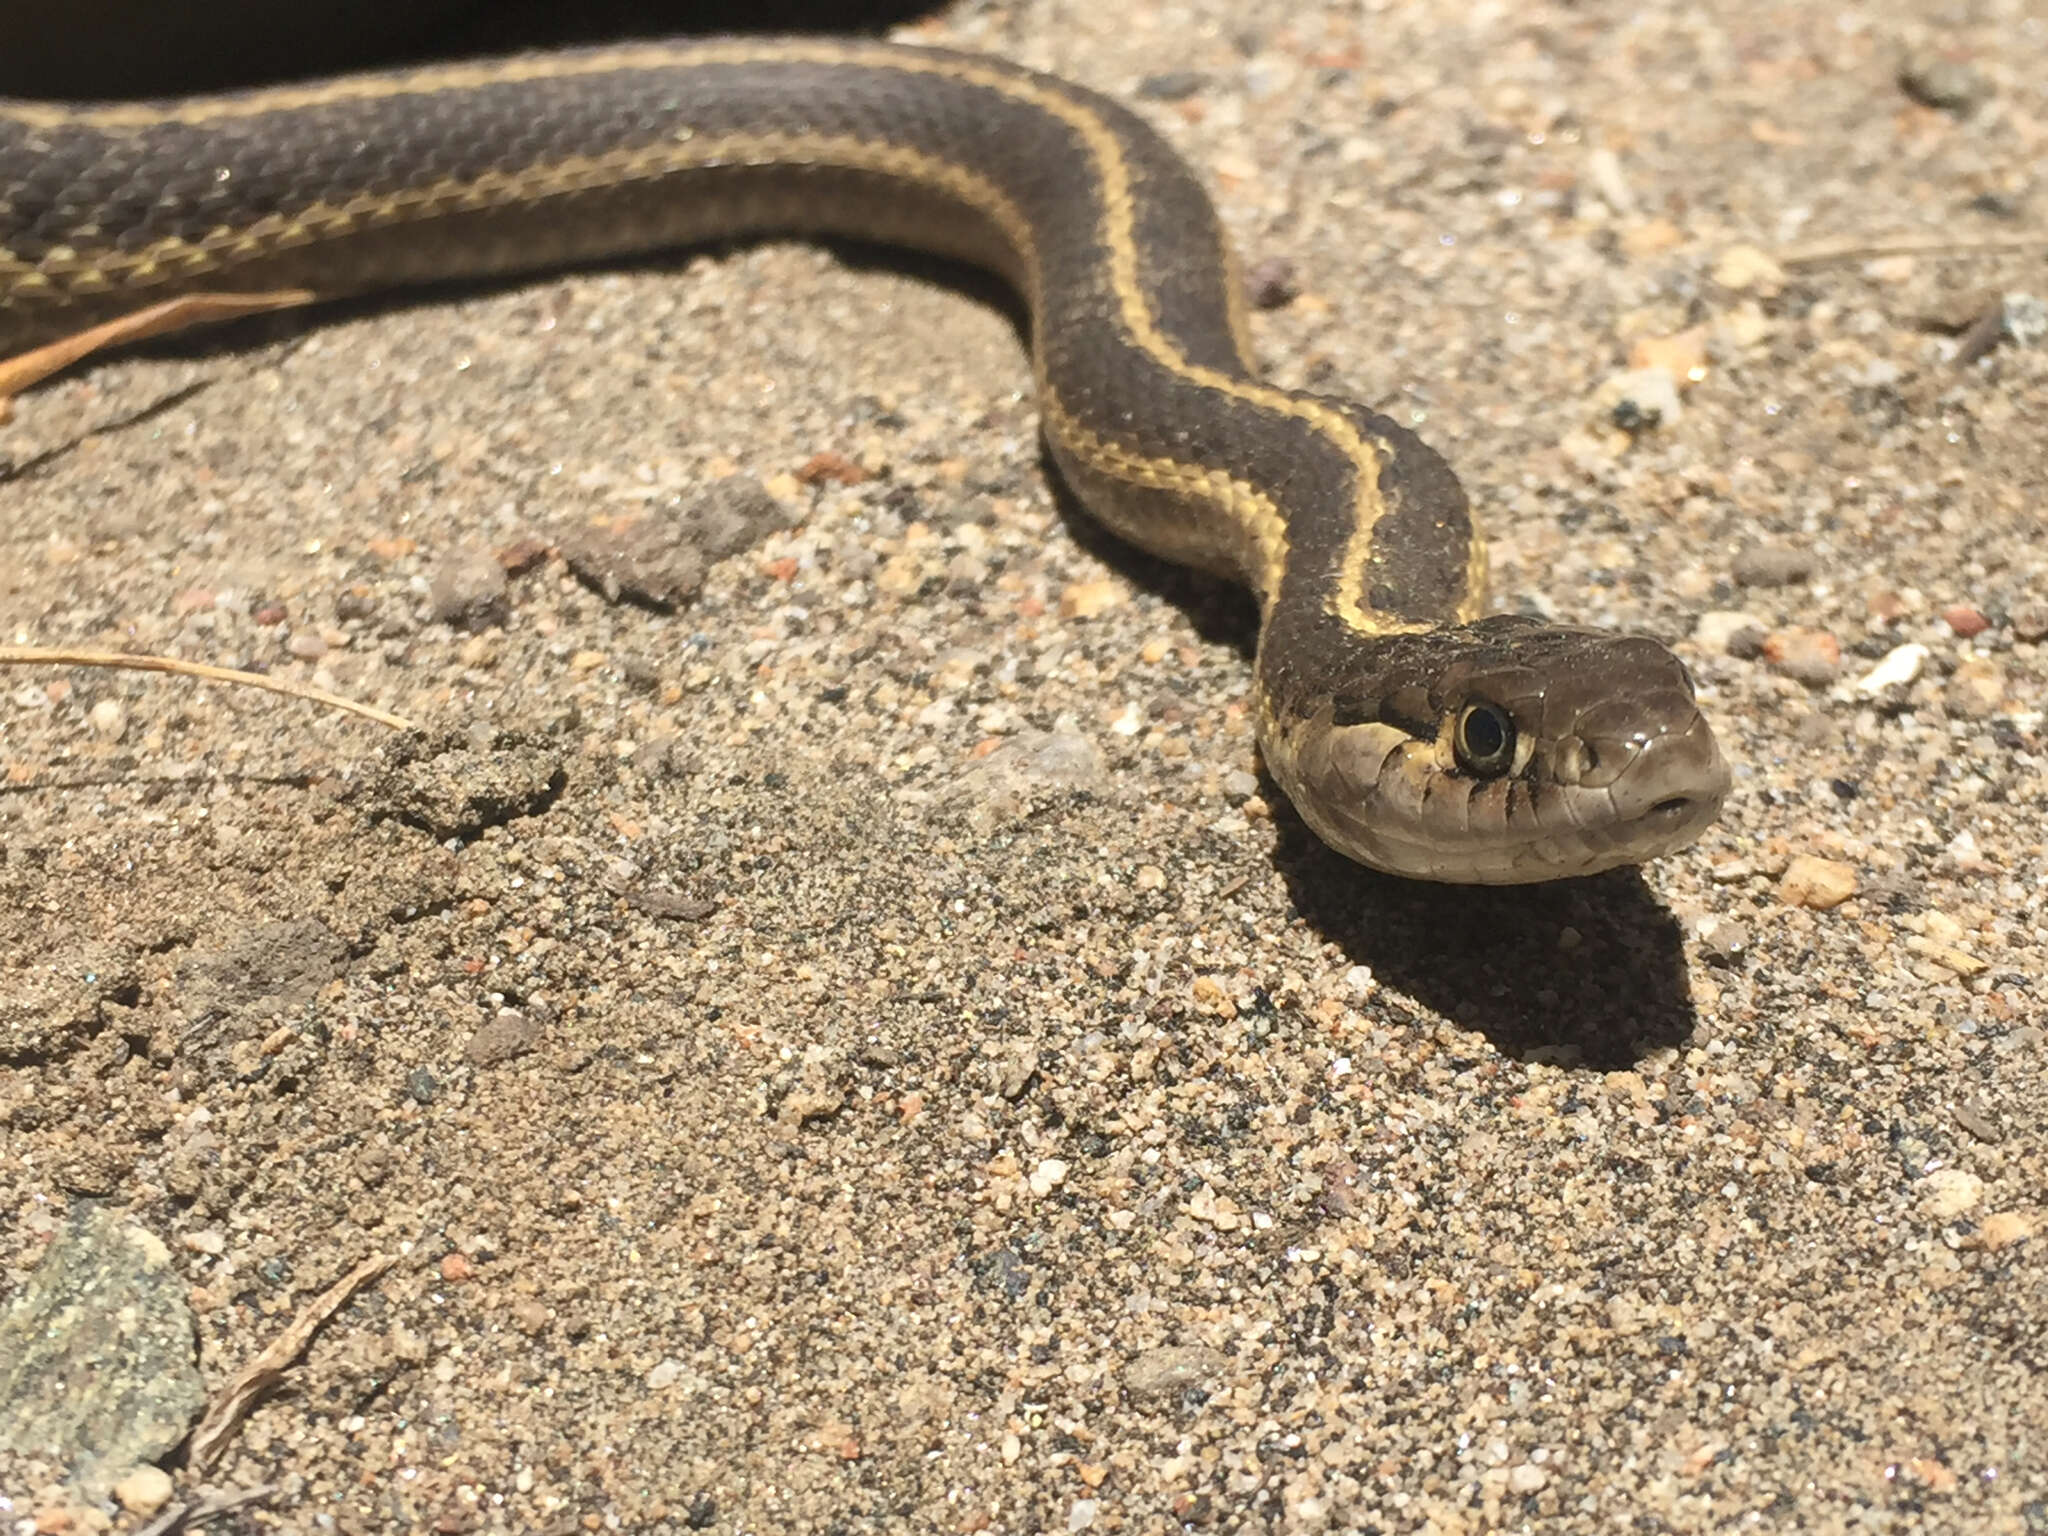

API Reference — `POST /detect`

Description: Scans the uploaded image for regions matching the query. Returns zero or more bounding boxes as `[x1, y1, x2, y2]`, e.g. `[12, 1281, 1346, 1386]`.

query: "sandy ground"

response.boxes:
[2, 1, 2044, 1532]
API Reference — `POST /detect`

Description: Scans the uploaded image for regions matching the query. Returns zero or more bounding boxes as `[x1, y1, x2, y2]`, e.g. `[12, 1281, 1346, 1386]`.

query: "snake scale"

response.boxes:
[0, 37, 1731, 882]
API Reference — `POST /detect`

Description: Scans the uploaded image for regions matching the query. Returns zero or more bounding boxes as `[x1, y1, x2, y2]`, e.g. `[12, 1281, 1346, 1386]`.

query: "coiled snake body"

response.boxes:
[0, 38, 1730, 882]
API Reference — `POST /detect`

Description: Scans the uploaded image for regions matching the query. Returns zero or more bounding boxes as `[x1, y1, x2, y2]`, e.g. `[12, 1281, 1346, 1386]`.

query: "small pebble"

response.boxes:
[494, 536, 551, 575]
[1943, 658, 2005, 718]
[429, 547, 511, 631]
[1059, 579, 1126, 618]
[624, 887, 718, 921]
[112, 1466, 174, 1516]
[1584, 147, 1636, 215]
[1712, 244, 1787, 296]
[2003, 292, 2048, 348]
[1694, 610, 1767, 658]
[1972, 1211, 2036, 1250]
[2011, 603, 2048, 643]
[1029, 1158, 1069, 1197]
[465, 1008, 542, 1066]
[1951, 1101, 2003, 1145]
[329, 584, 374, 625]
[1761, 628, 1841, 685]
[1696, 917, 1751, 965]
[794, 450, 867, 486]
[996, 1044, 1041, 1100]
[778, 1086, 844, 1126]
[1123, 1344, 1227, 1402]
[1779, 854, 1857, 910]
[1850, 642, 1927, 698]
[1245, 256, 1300, 310]
[1919, 1167, 1984, 1219]
[1898, 51, 1992, 113]
[1732, 545, 1816, 588]
[1135, 70, 1206, 100]
[1628, 326, 1708, 382]
[86, 698, 127, 742]
[1601, 368, 1683, 433]
[1941, 603, 1989, 638]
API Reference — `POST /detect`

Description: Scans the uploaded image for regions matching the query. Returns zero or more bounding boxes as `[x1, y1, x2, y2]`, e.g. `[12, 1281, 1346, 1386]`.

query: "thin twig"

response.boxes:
[0, 289, 313, 406]
[1778, 230, 2048, 269]
[0, 646, 415, 731]
[186, 1253, 398, 1472]
[135, 1483, 280, 1536]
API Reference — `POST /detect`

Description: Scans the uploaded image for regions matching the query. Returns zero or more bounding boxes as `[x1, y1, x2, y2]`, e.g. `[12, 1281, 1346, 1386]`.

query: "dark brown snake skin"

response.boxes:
[0, 38, 1731, 882]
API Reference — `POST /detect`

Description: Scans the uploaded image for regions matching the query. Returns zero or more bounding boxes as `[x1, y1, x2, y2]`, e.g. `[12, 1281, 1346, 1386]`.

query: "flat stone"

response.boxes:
[0, 1203, 206, 1499]
[1731, 544, 1816, 588]
[1122, 1344, 1228, 1404]
[1779, 854, 1858, 909]
[112, 1464, 175, 1516]
[1761, 628, 1841, 686]
[429, 546, 511, 631]
[465, 1008, 543, 1066]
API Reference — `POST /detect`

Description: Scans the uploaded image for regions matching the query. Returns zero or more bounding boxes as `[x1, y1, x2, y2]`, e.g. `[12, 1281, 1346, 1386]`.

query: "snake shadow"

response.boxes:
[1039, 457, 1699, 1069]
[2, 0, 950, 97]
[1269, 814, 1700, 1066]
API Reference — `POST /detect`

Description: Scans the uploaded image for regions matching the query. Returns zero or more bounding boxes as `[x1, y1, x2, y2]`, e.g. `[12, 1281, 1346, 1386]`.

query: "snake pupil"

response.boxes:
[1454, 702, 1514, 777]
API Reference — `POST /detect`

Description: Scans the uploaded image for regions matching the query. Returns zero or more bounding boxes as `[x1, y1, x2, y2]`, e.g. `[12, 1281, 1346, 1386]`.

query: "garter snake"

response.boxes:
[0, 37, 1730, 882]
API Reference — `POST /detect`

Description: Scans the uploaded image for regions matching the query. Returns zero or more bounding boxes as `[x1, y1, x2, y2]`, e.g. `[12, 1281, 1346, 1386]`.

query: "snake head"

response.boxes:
[1266, 616, 1731, 884]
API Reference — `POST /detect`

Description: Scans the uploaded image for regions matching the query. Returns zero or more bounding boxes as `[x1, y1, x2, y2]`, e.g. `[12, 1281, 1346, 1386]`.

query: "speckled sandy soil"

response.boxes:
[2, 1, 2043, 1532]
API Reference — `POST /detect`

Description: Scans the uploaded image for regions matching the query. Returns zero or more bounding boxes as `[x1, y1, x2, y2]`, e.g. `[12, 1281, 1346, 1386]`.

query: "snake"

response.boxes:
[0, 37, 1731, 883]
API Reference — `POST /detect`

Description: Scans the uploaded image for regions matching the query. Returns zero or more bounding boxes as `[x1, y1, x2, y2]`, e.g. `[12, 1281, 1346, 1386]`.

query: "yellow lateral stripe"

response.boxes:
[2, 39, 1462, 627]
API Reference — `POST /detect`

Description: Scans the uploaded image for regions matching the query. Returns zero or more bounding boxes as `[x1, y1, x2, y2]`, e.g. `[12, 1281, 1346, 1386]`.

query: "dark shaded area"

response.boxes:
[1271, 806, 1699, 1067]
[1, 0, 946, 98]
[1047, 446, 1694, 1068]
[0, 381, 215, 487]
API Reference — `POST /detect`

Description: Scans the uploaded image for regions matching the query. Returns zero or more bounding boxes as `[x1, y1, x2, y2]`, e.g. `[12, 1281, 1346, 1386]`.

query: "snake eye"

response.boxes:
[1453, 701, 1516, 777]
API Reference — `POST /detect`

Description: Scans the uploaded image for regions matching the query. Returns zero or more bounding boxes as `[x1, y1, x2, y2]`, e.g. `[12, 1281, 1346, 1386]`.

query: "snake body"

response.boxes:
[0, 38, 1730, 882]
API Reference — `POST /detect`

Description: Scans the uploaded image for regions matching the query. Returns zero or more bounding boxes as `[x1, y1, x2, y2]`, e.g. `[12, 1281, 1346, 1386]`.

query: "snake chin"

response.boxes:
[1269, 624, 1732, 884]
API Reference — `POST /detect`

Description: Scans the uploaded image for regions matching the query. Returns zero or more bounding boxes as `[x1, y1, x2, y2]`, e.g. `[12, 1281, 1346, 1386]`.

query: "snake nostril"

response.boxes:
[1650, 796, 1691, 818]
